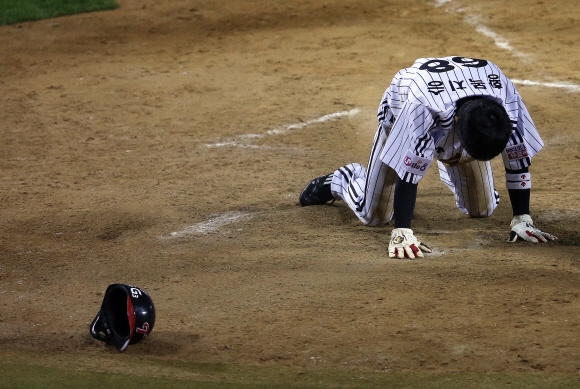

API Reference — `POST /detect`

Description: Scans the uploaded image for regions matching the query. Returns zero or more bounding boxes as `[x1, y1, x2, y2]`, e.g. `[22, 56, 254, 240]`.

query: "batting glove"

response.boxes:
[388, 228, 432, 259]
[507, 214, 557, 243]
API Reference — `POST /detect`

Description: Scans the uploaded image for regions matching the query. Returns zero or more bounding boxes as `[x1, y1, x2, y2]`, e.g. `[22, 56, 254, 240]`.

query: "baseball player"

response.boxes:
[299, 56, 557, 259]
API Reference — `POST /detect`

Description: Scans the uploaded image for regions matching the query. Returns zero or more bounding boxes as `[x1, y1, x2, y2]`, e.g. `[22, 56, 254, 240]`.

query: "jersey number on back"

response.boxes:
[419, 57, 488, 73]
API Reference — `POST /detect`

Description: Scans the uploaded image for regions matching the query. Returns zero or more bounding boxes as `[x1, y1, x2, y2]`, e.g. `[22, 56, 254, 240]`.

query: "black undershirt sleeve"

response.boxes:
[393, 177, 417, 228]
[506, 166, 530, 216]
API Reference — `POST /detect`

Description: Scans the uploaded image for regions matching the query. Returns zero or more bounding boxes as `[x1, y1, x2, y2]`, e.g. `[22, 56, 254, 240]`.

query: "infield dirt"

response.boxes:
[1, 0, 580, 382]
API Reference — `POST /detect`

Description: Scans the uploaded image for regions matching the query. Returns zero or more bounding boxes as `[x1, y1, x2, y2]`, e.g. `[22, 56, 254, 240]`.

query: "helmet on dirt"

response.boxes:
[90, 284, 155, 351]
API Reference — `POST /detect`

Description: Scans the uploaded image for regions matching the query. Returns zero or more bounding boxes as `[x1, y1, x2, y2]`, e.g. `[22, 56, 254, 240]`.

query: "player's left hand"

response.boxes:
[388, 228, 432, 259]
[507, 214, 557, 243]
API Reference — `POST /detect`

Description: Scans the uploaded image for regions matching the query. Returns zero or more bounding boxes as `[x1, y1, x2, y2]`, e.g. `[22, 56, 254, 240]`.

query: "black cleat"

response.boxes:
[299, 174, 335, 206]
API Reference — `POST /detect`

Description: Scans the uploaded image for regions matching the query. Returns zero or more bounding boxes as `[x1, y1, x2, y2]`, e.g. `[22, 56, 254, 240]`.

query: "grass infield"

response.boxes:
[2, 358, 580, 389]
[0, 0, 118, 25]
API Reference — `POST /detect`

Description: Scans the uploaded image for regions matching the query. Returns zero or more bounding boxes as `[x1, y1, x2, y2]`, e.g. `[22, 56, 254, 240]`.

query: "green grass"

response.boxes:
[0, 362, 288, 389]
[2, 360, 580, 389]
[0, 0, 118, 25]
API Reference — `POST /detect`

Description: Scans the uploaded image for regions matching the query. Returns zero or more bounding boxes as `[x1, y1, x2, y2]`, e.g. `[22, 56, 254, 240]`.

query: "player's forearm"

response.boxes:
[394, 177, 417, 228]
[505, 167, 530, 216]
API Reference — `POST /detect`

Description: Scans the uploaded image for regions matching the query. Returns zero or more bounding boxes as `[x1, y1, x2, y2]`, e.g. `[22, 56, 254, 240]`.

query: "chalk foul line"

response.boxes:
[266, 108, 360, 136]
[432, 3, 580, 92]
[462, 14, 530, 60]
[433, 0, 451, 7]
[433, 1, 529, 60]
[160, 211, 251, 239]
[512, 79, 580, 92]
[206, 108, 360, 148]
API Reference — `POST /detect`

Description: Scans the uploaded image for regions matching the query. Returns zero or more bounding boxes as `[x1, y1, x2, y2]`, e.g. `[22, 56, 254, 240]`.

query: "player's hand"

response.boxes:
[507, 214, 557, 243]
[388, 228, 432, 259]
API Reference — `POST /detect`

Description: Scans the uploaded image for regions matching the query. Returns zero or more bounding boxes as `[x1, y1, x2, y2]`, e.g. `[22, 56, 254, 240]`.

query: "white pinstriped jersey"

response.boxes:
[377, 56, 544, 184]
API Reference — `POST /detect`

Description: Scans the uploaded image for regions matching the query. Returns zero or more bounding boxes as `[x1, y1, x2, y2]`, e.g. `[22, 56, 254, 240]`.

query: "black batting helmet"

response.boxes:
[455, 97, 512, 161]
[90, 284, 155, 351]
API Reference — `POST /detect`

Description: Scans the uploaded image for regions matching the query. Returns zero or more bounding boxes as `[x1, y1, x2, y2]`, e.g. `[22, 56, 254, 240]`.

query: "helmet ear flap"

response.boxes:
[89, 308, 112, 343]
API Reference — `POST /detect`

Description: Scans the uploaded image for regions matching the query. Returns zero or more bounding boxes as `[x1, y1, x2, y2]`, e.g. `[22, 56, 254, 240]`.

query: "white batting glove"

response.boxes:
[388, 228, 432, 259]
[507, 214, 557, 243]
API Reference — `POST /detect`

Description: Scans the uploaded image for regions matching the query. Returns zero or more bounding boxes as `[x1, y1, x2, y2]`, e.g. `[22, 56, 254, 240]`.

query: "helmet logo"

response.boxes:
[136, 322, 150, 335]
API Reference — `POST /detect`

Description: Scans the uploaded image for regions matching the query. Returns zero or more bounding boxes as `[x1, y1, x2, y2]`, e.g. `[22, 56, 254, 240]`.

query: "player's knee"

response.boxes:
[469, 212, 491, 218]
[468, 205, 497, 218]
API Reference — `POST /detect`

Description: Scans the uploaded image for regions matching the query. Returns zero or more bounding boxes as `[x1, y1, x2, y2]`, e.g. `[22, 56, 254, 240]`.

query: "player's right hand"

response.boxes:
[388, 228, 432, 259]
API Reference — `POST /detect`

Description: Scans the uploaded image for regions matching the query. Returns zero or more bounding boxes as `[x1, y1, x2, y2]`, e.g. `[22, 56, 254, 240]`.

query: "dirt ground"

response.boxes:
[1, 0, 580, 380]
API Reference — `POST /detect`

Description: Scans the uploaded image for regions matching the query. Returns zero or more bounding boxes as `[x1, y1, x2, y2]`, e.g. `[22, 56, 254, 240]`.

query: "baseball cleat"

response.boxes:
[299, 174, 335, 206]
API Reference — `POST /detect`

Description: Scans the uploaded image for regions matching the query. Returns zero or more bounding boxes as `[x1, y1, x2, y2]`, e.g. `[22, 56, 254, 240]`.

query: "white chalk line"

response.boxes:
[206, 142, 259, 149]
[512, 79, 580, 93]
[433, 0, 451, 7]
[159, 207, 304, 239]
[160, 211, 251, 239]
[463, 14, 530, 60]
[433, 1, 528, 58]
[205, 108, 359, 148]
[267, 108, 360, 135]
[434, 2, 580, 92]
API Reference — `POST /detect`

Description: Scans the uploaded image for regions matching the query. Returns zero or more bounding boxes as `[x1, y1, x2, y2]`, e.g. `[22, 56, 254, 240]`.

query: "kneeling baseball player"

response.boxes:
[299, 56, 557, 259]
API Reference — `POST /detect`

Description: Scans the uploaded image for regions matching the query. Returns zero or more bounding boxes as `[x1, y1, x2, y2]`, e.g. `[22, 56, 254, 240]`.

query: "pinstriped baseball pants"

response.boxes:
[330, 126, 500, 226]
[438, 159, 500, 217]
[330, 125, 396, 226]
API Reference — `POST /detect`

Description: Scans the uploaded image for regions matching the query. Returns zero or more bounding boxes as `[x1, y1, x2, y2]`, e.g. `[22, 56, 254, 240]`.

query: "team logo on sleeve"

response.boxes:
[505, 143, 529, 161]
[402, 149, 432, 175]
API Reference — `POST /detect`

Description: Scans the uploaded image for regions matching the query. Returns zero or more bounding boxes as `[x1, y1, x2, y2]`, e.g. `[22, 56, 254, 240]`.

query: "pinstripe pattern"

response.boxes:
[378, 56, 544, 184]
[437, 160, 499, 217]
[331, 124, 397, 226]
[330, 57, 544, 222]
